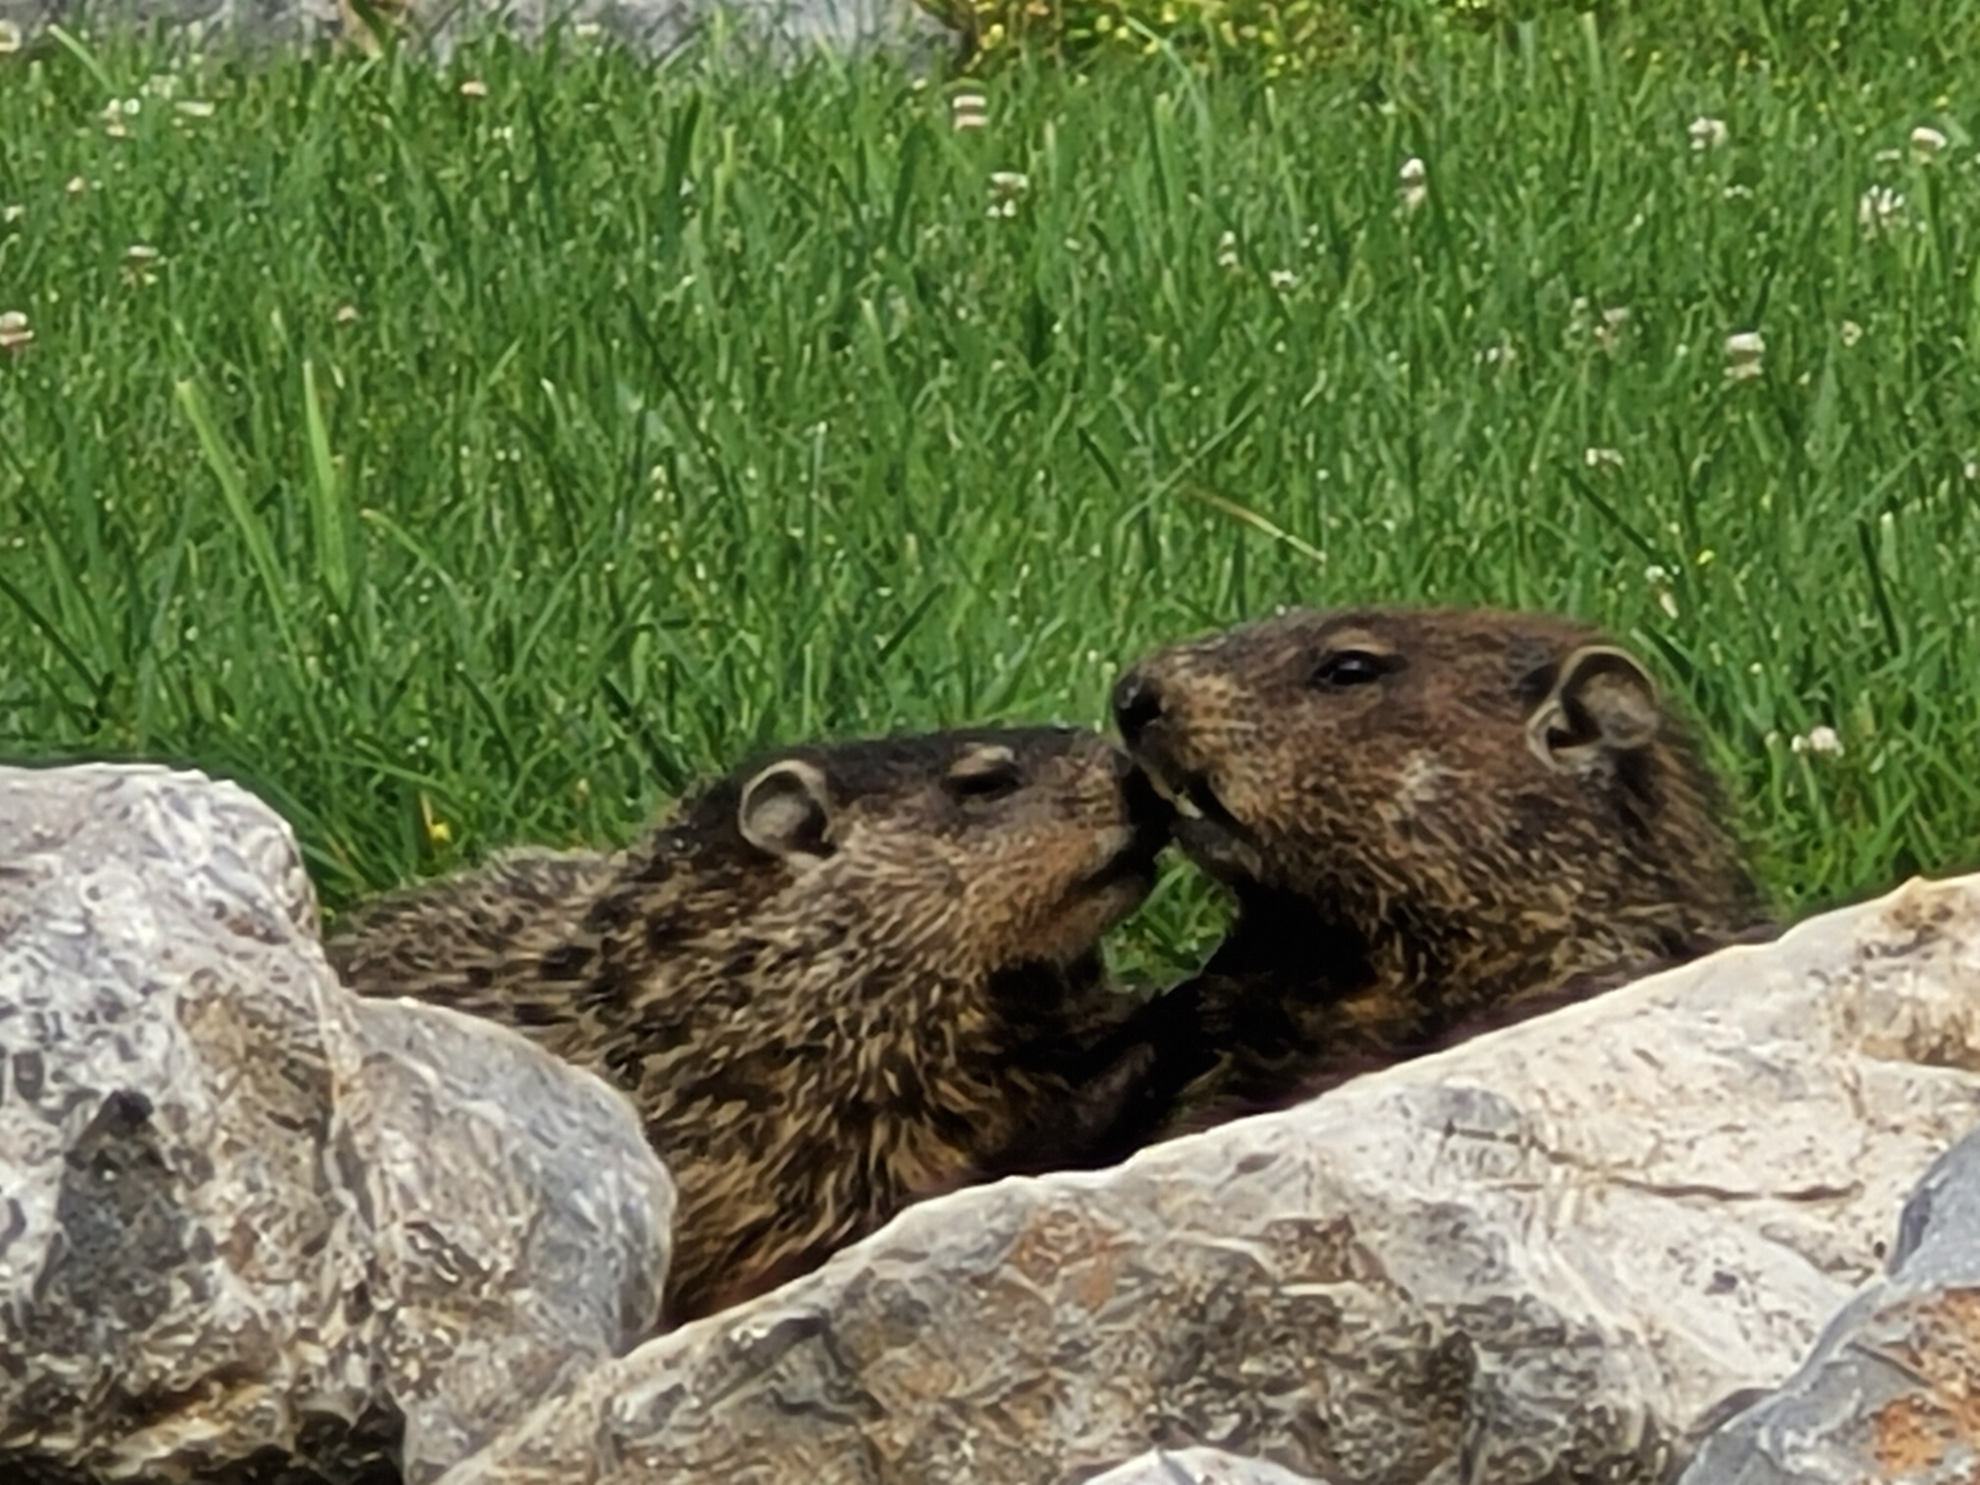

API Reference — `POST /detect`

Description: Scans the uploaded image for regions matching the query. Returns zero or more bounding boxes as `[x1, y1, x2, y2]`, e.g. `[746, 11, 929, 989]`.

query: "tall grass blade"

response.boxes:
[174, 378, 300, 661]
[301, 361, 354, 609]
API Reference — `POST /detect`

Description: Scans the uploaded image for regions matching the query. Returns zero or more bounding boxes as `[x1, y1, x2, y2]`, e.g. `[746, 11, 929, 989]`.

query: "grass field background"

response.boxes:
[3, 4, 1977, 975]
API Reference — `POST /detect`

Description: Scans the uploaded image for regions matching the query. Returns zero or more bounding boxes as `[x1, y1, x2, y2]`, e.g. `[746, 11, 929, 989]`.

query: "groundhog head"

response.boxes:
[575, 726, 1172, 1322]
[1109, 607, 1762, 979]
[607, 726, 1171, 988]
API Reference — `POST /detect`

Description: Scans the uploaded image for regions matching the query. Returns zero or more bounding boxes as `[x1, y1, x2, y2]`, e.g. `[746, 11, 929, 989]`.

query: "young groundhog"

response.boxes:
[328, 846, 619, 991]
[1085, 605, 1772, 1150]
[325, 727, 1168, 1325]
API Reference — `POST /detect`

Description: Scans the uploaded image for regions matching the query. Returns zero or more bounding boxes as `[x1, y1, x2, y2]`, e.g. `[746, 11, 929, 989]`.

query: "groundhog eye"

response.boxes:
[1311, 650, 1393, 689]
[947, 762, 1024, 800]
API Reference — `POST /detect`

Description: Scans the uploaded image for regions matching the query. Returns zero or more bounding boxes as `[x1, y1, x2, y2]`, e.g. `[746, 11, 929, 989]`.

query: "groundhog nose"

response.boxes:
[1112, 670, 1165, 748]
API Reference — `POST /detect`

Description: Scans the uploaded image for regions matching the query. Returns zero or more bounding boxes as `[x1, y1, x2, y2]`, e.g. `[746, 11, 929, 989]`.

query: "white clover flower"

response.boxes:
[0, 310, 31, 351]
[1597, 305, 1630, 354]
[986, 171, 1028, 218]
[141, 73, 180, 100]
[458, 78, 488, 98]
[1724, 330, 1765, 381]
[124, 243, 163, 286]
[1840, 319, 1863, 347]
[951, 92, 987, 131]
[1964, 459, 1979, 482]
[1858, 184, 1906, 237]
[1268, 268, 1298, 291]
[2, 205, 21, 224]
[1584, 447, 1624, 471]
[1790, 726, 1843, 756]
[1216, 229, 1239, 272]
[334, 304, 360, 324]
[1910, 125, 1948, 161]
[0, 19, 22, 53]
[1643, 562, 1680, 614]
[1398, 156, 1427, 212]
[175, 99, 216, 120]
[101, 97, 141, 138]
[1688, 116, 1729, 151]
[66, 175, 89, 197]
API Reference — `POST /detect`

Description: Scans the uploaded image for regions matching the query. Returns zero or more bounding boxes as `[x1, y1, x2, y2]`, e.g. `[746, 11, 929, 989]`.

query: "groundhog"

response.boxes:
[1078, 605, 1774, 1151]
[325, 726, 1169, 1325]
[328, 846, 619, 990]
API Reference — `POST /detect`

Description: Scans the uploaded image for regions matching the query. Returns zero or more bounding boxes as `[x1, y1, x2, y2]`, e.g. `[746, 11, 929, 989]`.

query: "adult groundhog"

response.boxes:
[326, 727, 1169, 1324]
[1083, 605, 1773, 1151]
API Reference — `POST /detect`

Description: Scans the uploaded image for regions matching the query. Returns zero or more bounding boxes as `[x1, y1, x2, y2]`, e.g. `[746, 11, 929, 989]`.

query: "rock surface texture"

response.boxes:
[1680, 1117, 1980, 1484]
[0, 763, 674, 1485]
[1085, 1449, 1328, 1484]
[0, 0, 957, 68]
[440, 874, 1980, 1485]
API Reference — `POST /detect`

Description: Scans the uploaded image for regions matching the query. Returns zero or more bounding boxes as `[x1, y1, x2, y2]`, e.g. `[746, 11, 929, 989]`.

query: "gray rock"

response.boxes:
[0, 763, 674, 1485]
[1082, 1448, 1328, 1484]
[1679, 1118, 1980, 1482]
[0, 0, 344, 52]
[0, 0, 958, 69]
[439, 874, 1980, 1485]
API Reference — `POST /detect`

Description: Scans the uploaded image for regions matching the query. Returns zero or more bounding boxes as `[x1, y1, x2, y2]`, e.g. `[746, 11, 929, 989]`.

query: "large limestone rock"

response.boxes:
[0, 763, 675, 1485]
[439, 874, 1980, 1485]
[1679, 1118, 1980, 1484]
[1086, 1449, 1328, 1484]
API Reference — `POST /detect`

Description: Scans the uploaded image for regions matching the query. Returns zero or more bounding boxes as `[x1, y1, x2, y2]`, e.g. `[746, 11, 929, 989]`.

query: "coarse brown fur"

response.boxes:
[325, 727, 1168, 1326]
[328, 846, 620, 990]
[1077, 605, 1774, 1155]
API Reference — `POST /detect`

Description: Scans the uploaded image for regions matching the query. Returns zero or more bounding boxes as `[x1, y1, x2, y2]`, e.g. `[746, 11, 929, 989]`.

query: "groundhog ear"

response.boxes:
[1526, 645, 1662, 773]
[738, 760, 835, 862]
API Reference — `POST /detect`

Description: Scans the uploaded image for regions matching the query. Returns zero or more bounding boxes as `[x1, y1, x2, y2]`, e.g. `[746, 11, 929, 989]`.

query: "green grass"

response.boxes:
[2, 5, 1978, 979]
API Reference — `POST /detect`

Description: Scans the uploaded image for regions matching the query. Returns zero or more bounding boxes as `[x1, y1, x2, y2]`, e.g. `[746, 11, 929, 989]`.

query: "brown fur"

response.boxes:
[326, 727, 1168, 1325]
[328, 847, 618, 988]
[1075, 605, 1773, 1156]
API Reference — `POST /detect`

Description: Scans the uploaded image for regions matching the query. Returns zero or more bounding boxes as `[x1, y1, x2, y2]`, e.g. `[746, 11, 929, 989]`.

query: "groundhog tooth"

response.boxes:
[1172, 793, 1205, 820]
